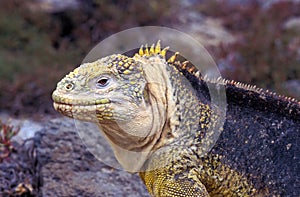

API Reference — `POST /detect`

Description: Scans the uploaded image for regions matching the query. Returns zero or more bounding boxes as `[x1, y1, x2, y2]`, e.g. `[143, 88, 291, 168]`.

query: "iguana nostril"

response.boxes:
[65, 83, 74, 91]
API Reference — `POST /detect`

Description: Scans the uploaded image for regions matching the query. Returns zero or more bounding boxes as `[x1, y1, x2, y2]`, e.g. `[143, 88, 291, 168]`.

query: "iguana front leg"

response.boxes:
[140, 168, 210, 197]
[139, 153, 260, 197]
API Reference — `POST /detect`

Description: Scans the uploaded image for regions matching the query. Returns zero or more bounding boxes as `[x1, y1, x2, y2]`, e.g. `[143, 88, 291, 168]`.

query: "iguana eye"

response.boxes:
[96, 77, 110, 88]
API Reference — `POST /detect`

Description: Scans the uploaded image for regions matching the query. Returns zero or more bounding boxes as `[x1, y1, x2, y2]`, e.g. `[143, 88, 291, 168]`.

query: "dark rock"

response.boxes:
[37, 117, 149, 197]
[0, 116, 149, 196]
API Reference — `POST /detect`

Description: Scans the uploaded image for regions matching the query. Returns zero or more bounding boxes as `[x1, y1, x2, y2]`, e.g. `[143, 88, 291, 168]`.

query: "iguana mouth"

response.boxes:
[53, 100, 110, 112]
[52, 90, 112, 121]
[52, 89, 111, 105]
[53, 102, 111, 122]
[52, 92, 111, 105]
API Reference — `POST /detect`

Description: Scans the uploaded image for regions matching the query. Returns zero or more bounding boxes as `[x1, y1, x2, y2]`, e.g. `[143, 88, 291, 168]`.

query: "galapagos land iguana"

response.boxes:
[52, 41, 300, 196]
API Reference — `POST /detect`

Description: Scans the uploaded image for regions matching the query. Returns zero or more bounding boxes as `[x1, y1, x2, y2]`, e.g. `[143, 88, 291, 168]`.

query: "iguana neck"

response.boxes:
[140, 55, 202, 148]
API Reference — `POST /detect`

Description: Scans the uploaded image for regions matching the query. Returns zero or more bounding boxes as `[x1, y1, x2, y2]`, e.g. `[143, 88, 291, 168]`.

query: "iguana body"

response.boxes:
[52, 41, 300, 196]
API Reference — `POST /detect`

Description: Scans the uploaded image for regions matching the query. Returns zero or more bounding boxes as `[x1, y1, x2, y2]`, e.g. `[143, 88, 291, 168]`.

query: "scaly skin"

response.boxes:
[52, 41, 300, 196]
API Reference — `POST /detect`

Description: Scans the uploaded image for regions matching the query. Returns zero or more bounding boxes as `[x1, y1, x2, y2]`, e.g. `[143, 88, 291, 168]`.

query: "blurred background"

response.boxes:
[0, 0, 299, 117]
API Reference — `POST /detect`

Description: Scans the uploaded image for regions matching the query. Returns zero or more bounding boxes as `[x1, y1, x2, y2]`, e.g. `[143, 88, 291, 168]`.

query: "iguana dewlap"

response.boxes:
[52, 41, 300, 196]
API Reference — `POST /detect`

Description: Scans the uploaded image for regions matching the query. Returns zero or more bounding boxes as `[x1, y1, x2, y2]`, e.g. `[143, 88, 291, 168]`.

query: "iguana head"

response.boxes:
[52, 54, 147, 122]
[52, 42, 191, 171]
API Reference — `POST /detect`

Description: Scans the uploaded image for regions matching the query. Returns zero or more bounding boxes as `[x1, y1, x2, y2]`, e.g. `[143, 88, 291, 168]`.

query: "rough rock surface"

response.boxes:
[37, 117, 149, 197]
[0, 116, 149, 197]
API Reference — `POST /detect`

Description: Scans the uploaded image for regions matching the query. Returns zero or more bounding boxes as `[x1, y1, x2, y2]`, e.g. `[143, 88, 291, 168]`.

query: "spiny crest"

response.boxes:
[205, 76, 300, 105]
[137, 40, 168, 58]
[137, 41, 202, 79]
[137, 40, 177, 62]
[137, 41, 198, 73]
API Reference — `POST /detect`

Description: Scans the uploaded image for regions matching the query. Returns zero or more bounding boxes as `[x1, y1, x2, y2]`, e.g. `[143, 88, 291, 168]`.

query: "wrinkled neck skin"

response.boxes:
[98, 100, 165, 172]
[98, 55, 198, 172]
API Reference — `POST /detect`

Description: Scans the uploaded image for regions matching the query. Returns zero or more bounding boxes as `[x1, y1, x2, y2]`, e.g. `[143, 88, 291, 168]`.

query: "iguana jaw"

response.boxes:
[52, 88, 116, 122]
[52, 101, 108, 122]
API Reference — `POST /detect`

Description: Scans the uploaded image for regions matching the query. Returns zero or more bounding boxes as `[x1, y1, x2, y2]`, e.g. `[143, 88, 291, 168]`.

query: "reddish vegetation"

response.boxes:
[0, 120, 19, 162]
